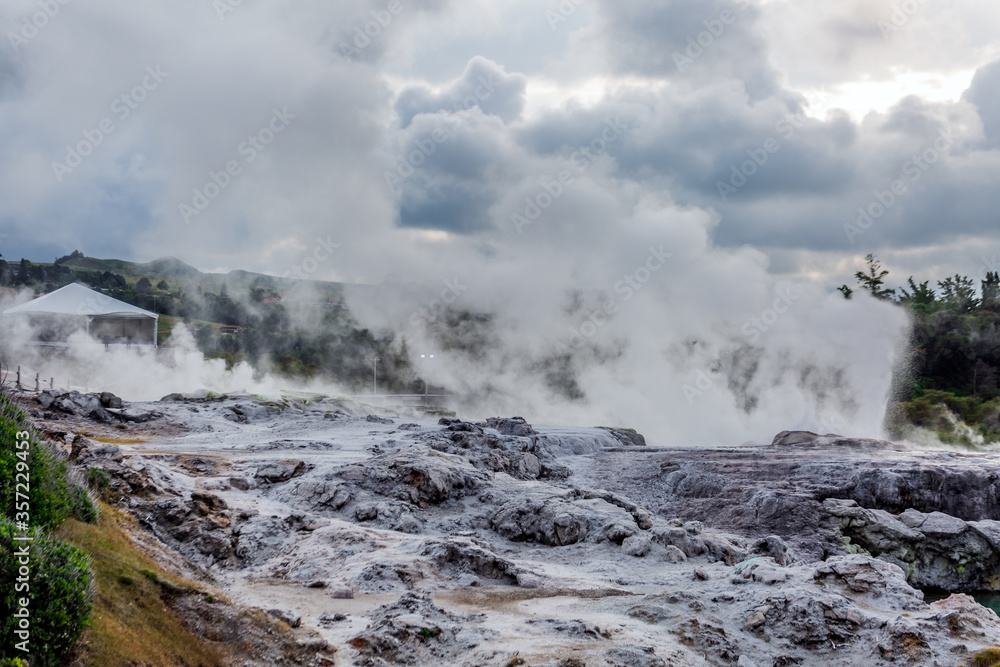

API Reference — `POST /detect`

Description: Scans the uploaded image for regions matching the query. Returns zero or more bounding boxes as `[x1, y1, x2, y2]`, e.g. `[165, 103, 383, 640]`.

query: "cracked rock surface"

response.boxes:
[28, 396, 1000, 666]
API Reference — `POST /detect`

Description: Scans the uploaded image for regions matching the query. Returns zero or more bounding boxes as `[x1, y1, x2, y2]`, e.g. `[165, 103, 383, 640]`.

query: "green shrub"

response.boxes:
[0, 391, 96, 528]
[0, 519, 93, 665]
[0, 388, 96, 663]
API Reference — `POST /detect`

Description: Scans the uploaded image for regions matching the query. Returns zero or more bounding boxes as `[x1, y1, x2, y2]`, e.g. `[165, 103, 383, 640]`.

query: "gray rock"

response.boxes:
[99, 391, 123, 409]
[354, 447, 490, 505]
[354, 502, 379, 521]
[267, 608, 301, 628]
[604, 646, 665, 667]
[824, 499, 1000, 591]
[598, 427, 648, 448]
[622, 534, 652, 557]
[920, 511, 968, 537]
[751, 534, 790, 566]
[814, 555, 923, 607]
[233, 515, 290, 565]
[421, 539, 520, 584]
[491, 493, 644, 546]
[276, 477, 352, 512]
[229, 476, 254, 491]
[255, 459, 306, 483]
[771, 430, 822, 446]
[348, 593, 481, 664]
[484, 416, 536, 436]
[662, 545, 688, 563]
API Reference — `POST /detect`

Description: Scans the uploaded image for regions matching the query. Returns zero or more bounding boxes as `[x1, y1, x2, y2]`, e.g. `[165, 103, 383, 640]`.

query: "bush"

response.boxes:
[0, 392, 96, 528]
[0, 520, 93, 664]
[0, 388, 95, 663]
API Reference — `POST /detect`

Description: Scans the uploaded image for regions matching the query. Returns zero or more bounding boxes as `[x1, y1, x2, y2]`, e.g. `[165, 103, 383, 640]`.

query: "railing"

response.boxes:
[342, 393, 454, 407]
[0, 363, 81, 394]
[0, 363, 454, 407]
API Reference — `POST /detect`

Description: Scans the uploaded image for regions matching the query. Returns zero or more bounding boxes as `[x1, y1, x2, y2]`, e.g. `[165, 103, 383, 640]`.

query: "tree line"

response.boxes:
[842, 254, 1000, 443]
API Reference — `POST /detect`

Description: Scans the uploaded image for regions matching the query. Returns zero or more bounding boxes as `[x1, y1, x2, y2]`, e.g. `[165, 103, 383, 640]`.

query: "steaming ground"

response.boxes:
[24, 388, 1000, 665]
[3, 268, 911, 449]
[0, 291, 348, 400]
[345, 217, 912, 448]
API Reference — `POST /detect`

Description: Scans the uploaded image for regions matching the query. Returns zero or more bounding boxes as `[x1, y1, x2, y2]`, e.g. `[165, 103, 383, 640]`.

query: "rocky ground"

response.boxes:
[18, 389, 1000, 666]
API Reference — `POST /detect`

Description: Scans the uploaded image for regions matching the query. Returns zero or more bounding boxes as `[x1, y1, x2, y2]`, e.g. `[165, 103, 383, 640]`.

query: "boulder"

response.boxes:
[355, 448, 491, 505]
[348, 593, 484, 665]
[814, 554, 923, 607]
[484, 416, 536, 437]
[622, 534, 652, 557]
[255, 460, 306, 484]
[491, 493, 645, 546]
[824, 499, 1000, 591]
[276, 477, 352, 512]
[598, 427, 648, 448]
[420, 539, 520, 584]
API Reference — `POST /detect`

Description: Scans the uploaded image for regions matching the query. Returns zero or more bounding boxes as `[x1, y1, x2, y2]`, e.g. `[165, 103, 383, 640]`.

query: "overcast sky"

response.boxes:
[1, 0, 998, 290]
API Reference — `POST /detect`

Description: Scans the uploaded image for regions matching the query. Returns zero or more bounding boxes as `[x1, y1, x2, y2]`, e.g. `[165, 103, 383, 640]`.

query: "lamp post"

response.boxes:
[419, 354, 435, 397]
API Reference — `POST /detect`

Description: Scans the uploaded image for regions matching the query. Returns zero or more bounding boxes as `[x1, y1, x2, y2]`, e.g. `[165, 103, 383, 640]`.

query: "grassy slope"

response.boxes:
[57, 505, 225, 667]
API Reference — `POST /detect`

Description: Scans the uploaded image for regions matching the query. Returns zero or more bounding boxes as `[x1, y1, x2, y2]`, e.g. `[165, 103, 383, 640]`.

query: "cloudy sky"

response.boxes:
[1, 0, 998, 288]
[4, 0, 996, 443]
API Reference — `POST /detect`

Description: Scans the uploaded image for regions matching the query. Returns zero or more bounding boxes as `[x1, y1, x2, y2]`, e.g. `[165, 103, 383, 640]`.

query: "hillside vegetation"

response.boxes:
[0, 252, 418, 394]
[842, 255, 1000, 445]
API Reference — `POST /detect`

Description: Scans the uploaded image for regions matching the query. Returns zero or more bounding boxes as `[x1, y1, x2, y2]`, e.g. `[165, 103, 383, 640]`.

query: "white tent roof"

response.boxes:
[2, 283, 157, 319]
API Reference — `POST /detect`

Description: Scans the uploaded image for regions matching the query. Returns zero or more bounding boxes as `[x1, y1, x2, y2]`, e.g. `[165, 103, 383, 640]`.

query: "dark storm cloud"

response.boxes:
[591, 0, 781, 100]
[392, 108, 517, 234]
[964, 59, 1000, 149]
[395, 56, 528, 128]
[0, 0, 996, 289]
[506, 62, 1000, 257]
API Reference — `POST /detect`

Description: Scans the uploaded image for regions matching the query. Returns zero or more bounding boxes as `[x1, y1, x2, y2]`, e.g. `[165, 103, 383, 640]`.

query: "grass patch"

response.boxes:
[56, 504, 224, 667]
[972, 648, 1000, 667]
